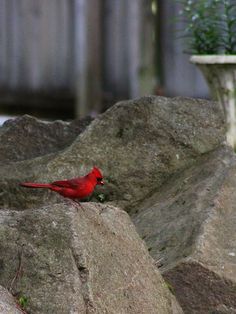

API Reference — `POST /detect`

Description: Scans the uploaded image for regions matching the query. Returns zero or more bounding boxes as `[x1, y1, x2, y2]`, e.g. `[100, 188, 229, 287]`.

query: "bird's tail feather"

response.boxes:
[20, 182, 51, 189]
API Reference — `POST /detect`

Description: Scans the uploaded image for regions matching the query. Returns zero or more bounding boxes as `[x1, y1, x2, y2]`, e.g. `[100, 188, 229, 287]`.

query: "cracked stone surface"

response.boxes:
[133, 145, 236, 313]
[0, 203, 181, 314]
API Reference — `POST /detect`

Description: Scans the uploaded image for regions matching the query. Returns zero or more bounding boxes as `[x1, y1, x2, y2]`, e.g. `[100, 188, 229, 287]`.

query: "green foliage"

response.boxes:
[165, 281, 175, 295]
[177, 0, 236, 54]
[96, 193, 106, 203]
[18, 295, 28, 308]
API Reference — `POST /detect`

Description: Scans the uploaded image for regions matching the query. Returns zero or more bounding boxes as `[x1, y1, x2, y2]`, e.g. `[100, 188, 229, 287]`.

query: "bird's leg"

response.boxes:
[63, 198, 84, 211]
[73, 199, 85, 211]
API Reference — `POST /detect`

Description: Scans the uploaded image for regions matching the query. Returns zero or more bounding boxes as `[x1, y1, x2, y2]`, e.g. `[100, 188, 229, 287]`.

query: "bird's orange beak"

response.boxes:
[100, 180, 104, 185]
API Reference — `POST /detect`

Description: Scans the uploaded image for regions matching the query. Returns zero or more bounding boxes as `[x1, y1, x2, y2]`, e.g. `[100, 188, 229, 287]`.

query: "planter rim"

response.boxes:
[190, 55, 236, 64]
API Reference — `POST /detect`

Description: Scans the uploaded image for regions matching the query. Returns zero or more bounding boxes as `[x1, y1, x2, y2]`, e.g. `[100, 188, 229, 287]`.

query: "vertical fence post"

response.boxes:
[103, 0, 129, 100]
[103, 0, 156, 102]
[74, 0, 88, 118]
[74, 0, 102, 118]
[126, 0, 141, 98]
[158, 0, 209, 97]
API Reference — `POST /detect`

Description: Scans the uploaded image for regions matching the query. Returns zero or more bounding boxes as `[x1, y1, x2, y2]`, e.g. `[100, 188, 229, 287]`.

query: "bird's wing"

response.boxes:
[52, 178, 81, 189]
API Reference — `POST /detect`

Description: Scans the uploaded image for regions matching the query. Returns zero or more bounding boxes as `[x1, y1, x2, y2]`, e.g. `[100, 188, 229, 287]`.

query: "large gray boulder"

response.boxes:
[0, 203, 181, 314]
[0, 96, 225, 209]
[133, 145, 236, 313]
[41, 96, 226, 208]
[0, 95, 231, 313]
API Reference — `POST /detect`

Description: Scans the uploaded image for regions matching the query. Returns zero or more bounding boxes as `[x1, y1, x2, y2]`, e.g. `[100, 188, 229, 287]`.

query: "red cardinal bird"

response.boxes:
[20, 167, 104, 206]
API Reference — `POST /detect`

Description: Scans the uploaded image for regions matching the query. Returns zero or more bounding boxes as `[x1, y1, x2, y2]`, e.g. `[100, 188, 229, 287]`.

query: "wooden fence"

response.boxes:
[0, 0, 74, 91]
[73, 0, 156, 116]
[158, 0, 209, 98]
[0, 0, 209, 118]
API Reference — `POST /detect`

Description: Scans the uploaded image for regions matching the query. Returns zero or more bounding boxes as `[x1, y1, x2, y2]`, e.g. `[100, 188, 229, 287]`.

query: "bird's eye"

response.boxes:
[97, 178, 102, 182]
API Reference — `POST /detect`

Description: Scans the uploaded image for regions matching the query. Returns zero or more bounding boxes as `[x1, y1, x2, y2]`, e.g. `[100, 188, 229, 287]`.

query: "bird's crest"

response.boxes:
[92, 166, 103, 178]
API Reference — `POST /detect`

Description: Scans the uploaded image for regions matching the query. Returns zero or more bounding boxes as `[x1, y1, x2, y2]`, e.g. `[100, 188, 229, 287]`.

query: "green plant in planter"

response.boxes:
[178, 0, 236, 55]
[177, 0, 236, 148]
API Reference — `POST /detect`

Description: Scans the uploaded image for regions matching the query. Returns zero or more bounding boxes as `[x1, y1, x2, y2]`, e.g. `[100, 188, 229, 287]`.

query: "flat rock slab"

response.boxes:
[133, 146, 236, 313]
[0, 203, 181, 314]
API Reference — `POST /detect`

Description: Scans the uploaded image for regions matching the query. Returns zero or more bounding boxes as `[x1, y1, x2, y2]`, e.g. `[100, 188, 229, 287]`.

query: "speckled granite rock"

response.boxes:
[0, 203, 182, 314]
[133, 146, 236, 313]
[0, 95, 229, 313]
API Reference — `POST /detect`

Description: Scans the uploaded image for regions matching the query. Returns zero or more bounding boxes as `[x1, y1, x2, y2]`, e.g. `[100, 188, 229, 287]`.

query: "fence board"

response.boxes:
[87, 0, 102, 114]
[158, 0, 209, 98]
[103, 0, 156, 102]
[74, 0, 88, 117]
[138, 0, 156, 96]
[74, 0, 103, 117]
[103, 0, 129, 99]
[0, 0, 74, 92]
[0, 0, 8, 86]
[127, 0, 141, 98]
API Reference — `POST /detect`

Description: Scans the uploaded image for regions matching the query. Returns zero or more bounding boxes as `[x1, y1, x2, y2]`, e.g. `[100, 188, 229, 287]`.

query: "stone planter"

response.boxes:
[190, 55, 236, 148]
